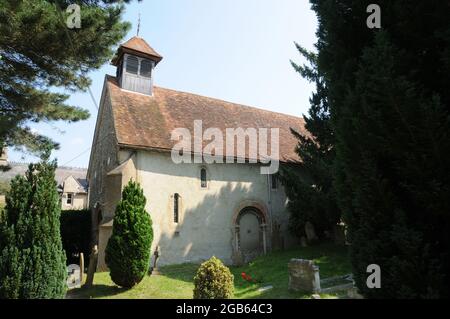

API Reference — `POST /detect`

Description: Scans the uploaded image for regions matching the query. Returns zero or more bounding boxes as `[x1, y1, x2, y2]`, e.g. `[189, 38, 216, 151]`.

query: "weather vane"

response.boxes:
[137, 13, 141, 36]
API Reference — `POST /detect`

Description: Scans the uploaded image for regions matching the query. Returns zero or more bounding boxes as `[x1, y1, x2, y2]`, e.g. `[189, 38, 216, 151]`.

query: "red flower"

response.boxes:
[241, 272, 253, 282]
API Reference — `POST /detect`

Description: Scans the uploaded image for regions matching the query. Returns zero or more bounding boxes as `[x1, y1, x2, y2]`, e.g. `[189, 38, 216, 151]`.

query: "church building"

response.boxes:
[87, 36, 308, 270]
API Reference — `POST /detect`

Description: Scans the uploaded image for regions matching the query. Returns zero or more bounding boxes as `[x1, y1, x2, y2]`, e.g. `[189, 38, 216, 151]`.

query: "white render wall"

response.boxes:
[134, 150, 297, 266]
[61, 193, 87, 211]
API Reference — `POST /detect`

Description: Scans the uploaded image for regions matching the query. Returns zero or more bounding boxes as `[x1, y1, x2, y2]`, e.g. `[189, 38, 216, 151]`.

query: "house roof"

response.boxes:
[76, 178, 89, 192]
[57, 175, 88, 194]
[106, 75, 308, 163]
[111, 36, 163, 66]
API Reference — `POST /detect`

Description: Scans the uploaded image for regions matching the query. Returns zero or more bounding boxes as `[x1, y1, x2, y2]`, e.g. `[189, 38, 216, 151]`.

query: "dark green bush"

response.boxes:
[0, 159, 67, 298]
[105, 180, 153, 288]
[60, 209, 91, 265]
[193, 256, 234, 299]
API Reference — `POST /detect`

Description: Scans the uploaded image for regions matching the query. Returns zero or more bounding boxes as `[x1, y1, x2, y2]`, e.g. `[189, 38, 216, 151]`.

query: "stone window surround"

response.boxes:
[168, 193, 184, 230]
[199, 165, 210, 190]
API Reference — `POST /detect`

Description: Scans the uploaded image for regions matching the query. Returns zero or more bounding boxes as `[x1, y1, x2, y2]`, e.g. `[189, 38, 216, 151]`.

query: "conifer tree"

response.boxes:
[308, 0, 450, 298]
[0, 151, 67, 298]
[0, 0, 135, 155]
[280, 43, 340, 239]
[105, 180, 153, 288]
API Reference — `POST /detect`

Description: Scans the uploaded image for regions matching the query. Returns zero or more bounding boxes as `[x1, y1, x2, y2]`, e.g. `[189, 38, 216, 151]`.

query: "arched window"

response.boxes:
[126, 56, 139, 74]
[174, 193, 180, 223]
[200, 168, 207, 188]
[140, 59, 152, 78]
[271, 174, 278, 190]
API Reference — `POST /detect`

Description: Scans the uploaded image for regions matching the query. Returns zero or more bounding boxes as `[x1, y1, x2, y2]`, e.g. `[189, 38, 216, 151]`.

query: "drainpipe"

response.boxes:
[266, 174, 273, 249]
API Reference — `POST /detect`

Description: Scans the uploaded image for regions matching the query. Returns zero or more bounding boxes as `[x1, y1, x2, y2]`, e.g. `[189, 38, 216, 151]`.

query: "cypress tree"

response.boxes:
[105, 180, 153, 288]
[280, 43, 340, 239]
[0, 153, 67, 298]
[308, 0, 450, 298]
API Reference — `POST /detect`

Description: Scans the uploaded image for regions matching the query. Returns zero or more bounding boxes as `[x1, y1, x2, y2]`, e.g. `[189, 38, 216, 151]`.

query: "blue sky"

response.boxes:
[9, 0, 318, 168]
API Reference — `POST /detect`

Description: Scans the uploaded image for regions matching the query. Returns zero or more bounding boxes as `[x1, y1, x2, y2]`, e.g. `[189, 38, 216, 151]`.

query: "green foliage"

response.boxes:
[280, 43, 340, 239]
[105, 180, 153, 288]
[309, 0, 450, 298]
[0, 0, 133, 155]
[0, 180, 10, 195]
[60, 209, 91, 265]
[193, 256, 234, 299]
[0, 157, 67, 298]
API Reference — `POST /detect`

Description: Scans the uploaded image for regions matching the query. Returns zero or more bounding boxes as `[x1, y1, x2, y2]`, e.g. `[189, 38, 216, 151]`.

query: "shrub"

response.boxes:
[0, 180, 10, 195]
[193, 256, 234, 299]
[105, 180, 153, 288]
[0, 159, 67, 298]
[60, 209, 91, 265]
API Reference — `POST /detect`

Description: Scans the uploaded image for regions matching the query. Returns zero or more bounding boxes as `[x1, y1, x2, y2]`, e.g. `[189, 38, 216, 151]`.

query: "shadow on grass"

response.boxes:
[67, 284, 129, 299]
[158, 263, 198, 283]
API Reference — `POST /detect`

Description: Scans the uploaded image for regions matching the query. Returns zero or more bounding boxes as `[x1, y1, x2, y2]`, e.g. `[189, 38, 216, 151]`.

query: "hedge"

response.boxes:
[60, 209, 91, 266]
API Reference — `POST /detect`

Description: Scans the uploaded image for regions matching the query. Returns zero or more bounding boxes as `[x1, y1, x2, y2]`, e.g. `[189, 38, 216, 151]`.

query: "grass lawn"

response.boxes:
[68, 243, 351, 299]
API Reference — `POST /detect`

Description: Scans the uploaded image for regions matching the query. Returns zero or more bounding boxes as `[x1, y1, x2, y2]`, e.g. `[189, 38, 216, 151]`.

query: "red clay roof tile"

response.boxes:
[106, 75, 308, 163]
[111, 36, 163, 65]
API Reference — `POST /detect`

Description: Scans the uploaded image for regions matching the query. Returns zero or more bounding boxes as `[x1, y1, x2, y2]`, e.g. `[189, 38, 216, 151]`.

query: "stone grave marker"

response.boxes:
[288, 259, 321, 293]
[67, 264, 81, 289]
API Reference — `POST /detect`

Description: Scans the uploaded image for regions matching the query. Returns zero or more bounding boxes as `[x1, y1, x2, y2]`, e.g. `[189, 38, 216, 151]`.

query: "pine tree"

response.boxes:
[280, 43, 340, 239]
[105, 180, 153, 288]
[0, 0, 134, 155]
[308, 0, 450, 298]
[0, 152, 67, 298]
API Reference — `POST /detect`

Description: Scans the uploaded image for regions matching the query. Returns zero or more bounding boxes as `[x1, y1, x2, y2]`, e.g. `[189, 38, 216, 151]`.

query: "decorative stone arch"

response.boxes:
[232, 200, 269, 264]
[231, 200, 269, 226]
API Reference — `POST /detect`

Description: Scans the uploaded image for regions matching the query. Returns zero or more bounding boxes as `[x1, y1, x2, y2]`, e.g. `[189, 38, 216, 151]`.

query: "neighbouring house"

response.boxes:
[0, 161, 88, 210]
[88, 36, 309, 271]
[58, 175, 89, 211]
[0, 147, 7, 167]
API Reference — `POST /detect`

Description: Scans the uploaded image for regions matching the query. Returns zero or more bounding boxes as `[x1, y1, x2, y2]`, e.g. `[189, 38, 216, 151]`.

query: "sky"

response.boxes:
[8, 0, 318, 168]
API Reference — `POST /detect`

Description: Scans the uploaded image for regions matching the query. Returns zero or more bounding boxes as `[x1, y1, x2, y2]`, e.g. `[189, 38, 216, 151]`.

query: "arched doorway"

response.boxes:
[234, 206, 268, 263]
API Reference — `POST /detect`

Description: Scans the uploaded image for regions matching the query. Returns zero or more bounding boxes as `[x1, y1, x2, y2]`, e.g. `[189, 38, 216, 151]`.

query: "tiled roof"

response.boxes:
[106, 75, 308, 163]
[111, 36, 163, 65]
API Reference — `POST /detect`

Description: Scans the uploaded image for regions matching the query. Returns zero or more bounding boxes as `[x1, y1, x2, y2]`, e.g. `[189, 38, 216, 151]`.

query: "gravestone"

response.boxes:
[300, 236, 308, 247]
[79, 252, 84, 284]
[333, 224, 346, 244]
[288, 259, 320, 293]
[305, 222, 318, 242]
[67, 264, 81, 289]
[85, 245, 98, 287]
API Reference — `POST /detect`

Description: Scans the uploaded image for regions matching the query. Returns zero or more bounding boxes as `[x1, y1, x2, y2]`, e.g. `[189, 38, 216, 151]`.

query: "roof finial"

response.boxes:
[137, 13, 141, 37]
